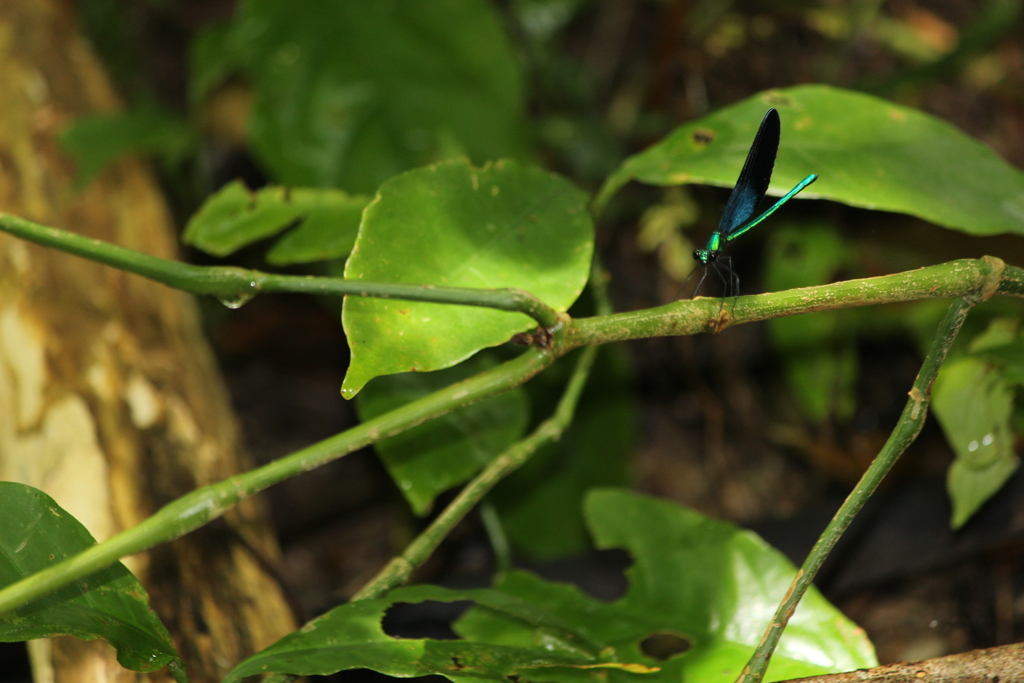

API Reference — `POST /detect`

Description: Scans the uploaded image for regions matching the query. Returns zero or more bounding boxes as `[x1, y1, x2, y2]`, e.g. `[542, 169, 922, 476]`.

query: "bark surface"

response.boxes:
[0, 2, 295, 681]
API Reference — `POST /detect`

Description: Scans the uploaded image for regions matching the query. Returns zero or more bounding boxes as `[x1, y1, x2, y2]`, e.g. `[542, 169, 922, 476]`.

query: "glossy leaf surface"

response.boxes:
[597, 85, 1024, 236]
[341, 159, 593, 398]
[222, 583, 656, 683]
[224, 490, 874, 683]
[460, 490, 877, 683]
[0, 483, 179, 674]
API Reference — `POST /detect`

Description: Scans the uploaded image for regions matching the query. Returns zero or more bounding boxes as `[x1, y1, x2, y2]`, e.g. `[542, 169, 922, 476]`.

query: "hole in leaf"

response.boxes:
[639, 632, 692, 660]
[382, 600, 474, 640]
[524, 549, 632, 602]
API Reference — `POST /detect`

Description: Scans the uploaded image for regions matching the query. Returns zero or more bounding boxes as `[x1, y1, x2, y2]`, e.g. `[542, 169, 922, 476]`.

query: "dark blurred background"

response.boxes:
[5, 0, 1024, 679]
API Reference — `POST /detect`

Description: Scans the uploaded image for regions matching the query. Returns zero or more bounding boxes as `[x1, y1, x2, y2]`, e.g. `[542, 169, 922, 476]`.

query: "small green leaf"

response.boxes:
[356, 352, 529, 515]
[977, 338, 1024, 384]
[933, 353, 1020, 528]
[61, 104, 195, 187]
[228, 0, 529, 193]
[183, 180, 368, 261]
[460, 490, 877, 683]
[0, 483, 180, 675]
[221, 584, 656, 683]
[341, 158, 593, 398]
[596, 85, 1024, 236]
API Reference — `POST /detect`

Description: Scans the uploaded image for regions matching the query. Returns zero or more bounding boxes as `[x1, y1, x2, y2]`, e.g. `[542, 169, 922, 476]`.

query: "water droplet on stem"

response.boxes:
[216, 281, 260, 309]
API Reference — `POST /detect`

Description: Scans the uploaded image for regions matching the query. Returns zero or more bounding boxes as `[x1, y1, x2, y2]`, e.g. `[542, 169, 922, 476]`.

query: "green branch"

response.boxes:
[0, 347, 554, 615]
[0, 213, 563, 329]
[563, 256, 1015, 349]
[737, 286, 989, 683]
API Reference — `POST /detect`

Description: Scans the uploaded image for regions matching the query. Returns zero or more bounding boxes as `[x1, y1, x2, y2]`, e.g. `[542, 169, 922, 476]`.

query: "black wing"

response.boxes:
[717, 108, 780, 236]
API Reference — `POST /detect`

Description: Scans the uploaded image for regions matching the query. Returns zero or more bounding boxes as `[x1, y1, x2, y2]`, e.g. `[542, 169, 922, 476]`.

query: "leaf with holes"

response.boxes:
[458, 489, 876, 683]
[341, 158, 593, 398]
[221, 583, 657, 683]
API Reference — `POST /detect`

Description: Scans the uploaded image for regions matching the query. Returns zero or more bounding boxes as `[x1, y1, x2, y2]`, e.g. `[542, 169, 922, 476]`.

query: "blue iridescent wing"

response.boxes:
[724, 173, 818, 242]
[717, 108, 780, 236]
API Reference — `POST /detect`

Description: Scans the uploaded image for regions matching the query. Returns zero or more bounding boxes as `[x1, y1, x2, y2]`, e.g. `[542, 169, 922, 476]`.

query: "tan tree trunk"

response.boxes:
[0, 1, 296, 681]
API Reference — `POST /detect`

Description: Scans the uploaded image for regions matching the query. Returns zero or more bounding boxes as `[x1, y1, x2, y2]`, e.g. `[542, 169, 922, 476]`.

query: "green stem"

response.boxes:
[564, 256, 1014, 349]
[479, 501, 512, 573]
[352, 344, 598, 601]
[736, 294, 981, 683]
[0, 348, 553, 615]
[0, 213, 563, 329]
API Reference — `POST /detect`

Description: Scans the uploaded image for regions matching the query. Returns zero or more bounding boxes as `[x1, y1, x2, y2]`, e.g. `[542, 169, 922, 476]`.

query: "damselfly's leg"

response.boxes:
[715, 256, 743, 321]
[689, 264, 710, 299]
[718, 255, 741, 298]
[711, 260, 730, 295]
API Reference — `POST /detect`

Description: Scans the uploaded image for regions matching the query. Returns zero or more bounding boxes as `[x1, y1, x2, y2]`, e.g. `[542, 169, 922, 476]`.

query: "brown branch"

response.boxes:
[781, 643, 1024, 683]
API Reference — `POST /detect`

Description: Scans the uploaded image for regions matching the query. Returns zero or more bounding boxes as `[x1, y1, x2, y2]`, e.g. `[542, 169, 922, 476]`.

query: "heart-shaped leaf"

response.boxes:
[341, 158, 593, 398]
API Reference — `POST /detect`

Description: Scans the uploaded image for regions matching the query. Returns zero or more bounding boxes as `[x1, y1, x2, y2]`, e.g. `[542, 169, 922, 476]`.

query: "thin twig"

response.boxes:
[736, 255, 1005, 683]
[0, 213, 564, 329]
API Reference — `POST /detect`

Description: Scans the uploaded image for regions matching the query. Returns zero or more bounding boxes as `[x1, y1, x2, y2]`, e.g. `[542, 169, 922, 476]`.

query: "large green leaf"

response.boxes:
[0, 483, 181, 676]
[221, 583, 657, 683]
[228, 0, 529, 193]
[459, 490, 876, 683]
[356, 352, 530, 515]
[341, 159, 593, 398]
[596, 85, 1024, 236]
[183, 180, 369, 263]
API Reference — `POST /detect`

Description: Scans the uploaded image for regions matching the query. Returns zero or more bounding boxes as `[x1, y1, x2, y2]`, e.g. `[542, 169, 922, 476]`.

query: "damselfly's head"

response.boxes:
[693, 232, 723, 265]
